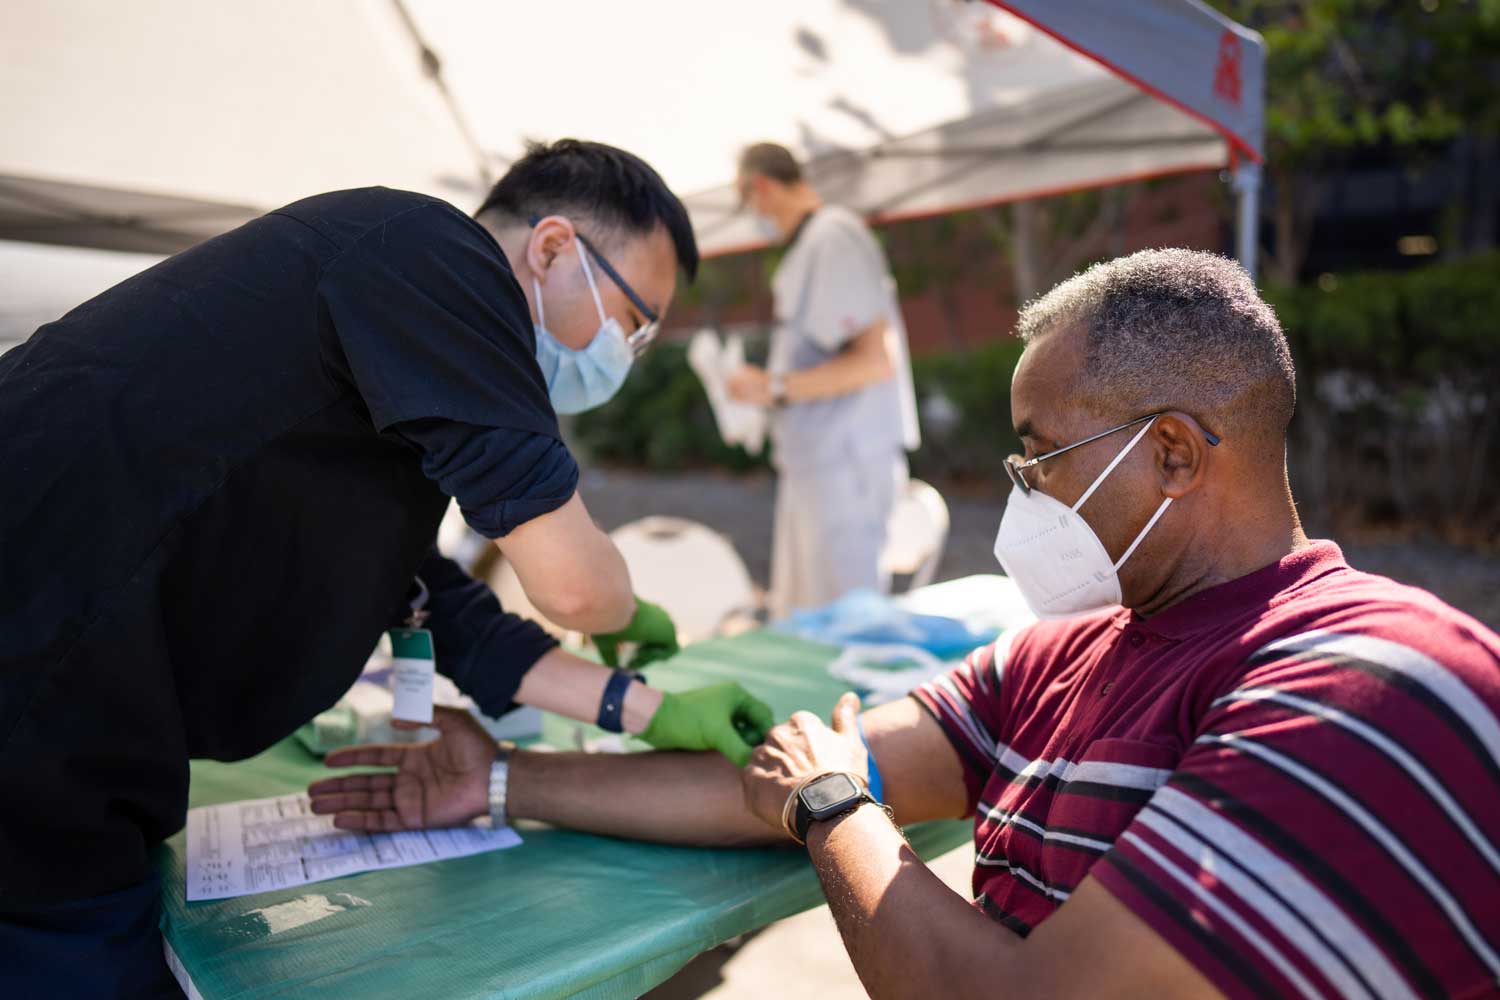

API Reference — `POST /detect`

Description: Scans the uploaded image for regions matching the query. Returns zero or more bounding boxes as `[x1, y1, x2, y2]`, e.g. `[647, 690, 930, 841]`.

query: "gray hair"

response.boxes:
[1017, 248, 1296, 446]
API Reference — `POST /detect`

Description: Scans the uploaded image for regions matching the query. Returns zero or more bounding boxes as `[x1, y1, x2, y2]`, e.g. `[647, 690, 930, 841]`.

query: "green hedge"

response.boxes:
[568, 336, 1025, 479]
[1265, 252, 1500, 380]
[907, 341, 1025, 482]
[1265, 253, 1500, 536]
[570, 341, 769, 472]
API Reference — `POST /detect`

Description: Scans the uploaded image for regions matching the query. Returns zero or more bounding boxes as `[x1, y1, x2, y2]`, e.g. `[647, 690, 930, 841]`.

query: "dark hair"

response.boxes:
[476, 139, 698, 280]
[1017, 248, 1297, 447]
[738, 142, 803, 185]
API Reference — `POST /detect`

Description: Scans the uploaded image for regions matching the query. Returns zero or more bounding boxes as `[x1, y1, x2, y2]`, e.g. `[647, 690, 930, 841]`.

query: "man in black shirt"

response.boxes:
[0, 140, 770, 995]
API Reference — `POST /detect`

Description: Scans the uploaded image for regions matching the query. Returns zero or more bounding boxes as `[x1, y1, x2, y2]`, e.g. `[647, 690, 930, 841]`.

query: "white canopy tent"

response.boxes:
[408, 0, 1264, 268]
[0, 0, 1264, 317]
[0, 0, 485, 255]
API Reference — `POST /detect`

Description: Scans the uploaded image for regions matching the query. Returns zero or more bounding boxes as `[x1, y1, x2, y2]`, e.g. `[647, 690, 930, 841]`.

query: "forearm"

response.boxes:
[508, 749, 788, 847]
[494, 492, 633, 633]
[808, 804, 1012, 1000]
[528, 531, 633, 633]
[513, 646, 662, 733]
[785, 321, 893, 403]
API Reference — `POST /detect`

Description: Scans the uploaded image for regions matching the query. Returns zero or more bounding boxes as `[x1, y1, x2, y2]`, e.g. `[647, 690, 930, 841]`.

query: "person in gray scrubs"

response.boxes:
[728, 143, 920, 617]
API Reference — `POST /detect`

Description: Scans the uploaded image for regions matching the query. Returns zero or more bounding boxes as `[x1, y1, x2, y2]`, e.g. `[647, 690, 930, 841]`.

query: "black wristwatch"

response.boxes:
[786, 771, 878, 845]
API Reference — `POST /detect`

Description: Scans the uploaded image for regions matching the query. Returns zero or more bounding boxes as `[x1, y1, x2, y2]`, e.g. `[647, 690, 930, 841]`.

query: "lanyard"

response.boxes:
[405, 576, 431, 629]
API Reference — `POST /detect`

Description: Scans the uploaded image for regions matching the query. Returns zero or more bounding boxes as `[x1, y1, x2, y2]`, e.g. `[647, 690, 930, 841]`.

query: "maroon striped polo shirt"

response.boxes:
[912, 540, 1500, 1000]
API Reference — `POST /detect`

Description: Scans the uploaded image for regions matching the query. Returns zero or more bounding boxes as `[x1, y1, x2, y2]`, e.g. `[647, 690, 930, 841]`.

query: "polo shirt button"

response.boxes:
[1129, 632, 1145, 648]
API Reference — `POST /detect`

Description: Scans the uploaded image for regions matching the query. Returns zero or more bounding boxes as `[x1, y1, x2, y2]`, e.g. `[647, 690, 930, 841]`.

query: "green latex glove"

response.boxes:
[640, 683, 776, 767]
[593, 597, 680, 670]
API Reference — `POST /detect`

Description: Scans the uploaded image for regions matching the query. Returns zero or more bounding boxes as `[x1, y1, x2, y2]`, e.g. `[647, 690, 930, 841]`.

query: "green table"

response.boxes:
[158, 630, 971, 999]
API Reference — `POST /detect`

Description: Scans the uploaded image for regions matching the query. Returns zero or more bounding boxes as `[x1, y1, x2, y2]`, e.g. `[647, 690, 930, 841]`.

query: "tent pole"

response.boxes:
[388, 0, 494, 188]
[1232, 161, 1261, 283]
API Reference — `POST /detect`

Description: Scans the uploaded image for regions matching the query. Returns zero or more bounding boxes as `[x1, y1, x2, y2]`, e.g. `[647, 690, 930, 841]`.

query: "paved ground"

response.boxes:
[577, 465, 1499, 998]
[581, 466, 1500, 631]
[641, 845, 975, 1000]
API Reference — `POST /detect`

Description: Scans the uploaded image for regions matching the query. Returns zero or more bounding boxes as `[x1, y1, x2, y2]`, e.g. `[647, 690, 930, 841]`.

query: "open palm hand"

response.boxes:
[308, 706, 498, 831]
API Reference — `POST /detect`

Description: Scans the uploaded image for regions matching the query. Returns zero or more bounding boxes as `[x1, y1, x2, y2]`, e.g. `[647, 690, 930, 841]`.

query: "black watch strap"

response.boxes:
[595, 669, 635, 733]
[791, 772, 876, 844]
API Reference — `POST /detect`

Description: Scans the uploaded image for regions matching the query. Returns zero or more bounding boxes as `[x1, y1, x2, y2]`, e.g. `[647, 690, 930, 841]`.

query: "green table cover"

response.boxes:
[158, 630, 971, 999]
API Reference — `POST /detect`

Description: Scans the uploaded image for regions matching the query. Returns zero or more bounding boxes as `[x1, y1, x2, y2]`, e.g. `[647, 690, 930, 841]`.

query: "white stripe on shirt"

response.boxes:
[1254, 630, 1500, 771]
[1141, 793, 1414, 1000]
[1120, 831, 1329, 1000]
[976, 802, 1115, 853]
[1200, 731, 1500, 981]
[1151, 786, 1419, 1000]
[973, 853, 1072, 902]
[929, 672, 997, 762]
[1002, 750, 1171, 792]
[1215, 685, 1500, 877]
[982, 627, 1017, 696]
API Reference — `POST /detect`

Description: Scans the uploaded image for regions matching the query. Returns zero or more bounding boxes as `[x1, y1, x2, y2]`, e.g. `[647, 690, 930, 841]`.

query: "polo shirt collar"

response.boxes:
[783, 207, 819, 250]
[1114, 540, 1350, 641]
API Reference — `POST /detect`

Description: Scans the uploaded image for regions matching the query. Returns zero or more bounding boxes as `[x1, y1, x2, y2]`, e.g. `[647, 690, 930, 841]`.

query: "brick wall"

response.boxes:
[664, 169, 1228, 355]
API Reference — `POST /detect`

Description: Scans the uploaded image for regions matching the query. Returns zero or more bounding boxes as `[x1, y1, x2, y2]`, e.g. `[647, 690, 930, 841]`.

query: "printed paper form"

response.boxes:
[186, 793, 521, 901]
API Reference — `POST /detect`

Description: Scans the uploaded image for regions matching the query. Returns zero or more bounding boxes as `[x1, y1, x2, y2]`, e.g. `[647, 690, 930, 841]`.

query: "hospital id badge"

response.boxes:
[388, 628, 436, 724]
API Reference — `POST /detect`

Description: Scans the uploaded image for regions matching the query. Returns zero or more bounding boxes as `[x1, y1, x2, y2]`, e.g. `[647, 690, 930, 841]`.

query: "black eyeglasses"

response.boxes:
[528, 216, 660, 357]
[1004, 412, 1221, 495]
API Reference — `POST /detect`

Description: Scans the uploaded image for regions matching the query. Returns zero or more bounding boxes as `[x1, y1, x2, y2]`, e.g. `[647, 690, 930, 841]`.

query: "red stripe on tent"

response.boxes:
[985, 0, 1262, 163]
[866, 160, 1224, 226]
[700, 160, 1222, 260]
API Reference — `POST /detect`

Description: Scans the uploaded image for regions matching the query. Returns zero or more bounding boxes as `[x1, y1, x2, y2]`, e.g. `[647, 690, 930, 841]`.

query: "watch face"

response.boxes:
[802, 773, 860, 811]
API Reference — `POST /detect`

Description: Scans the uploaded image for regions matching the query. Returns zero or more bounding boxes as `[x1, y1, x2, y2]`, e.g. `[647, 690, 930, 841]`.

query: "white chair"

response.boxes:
[881, 478, 950, 592]
[486, 516, 759, 647]
[607, 517, 759, 644]
[436, 499, 491, 575]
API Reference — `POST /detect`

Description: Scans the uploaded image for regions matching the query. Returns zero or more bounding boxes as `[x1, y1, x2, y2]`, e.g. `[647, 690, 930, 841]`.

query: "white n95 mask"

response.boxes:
[992, 417, 1173, 619]
[532, 241, 634, 415]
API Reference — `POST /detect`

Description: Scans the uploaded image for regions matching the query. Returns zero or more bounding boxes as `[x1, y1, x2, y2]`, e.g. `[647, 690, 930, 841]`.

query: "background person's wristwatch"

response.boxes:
[785, 771, 880, 845]
[769, 372, 788, 408]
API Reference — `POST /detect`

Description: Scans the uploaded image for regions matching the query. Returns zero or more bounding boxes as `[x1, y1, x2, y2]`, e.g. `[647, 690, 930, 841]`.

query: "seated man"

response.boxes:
[310, 249, 1500, 999]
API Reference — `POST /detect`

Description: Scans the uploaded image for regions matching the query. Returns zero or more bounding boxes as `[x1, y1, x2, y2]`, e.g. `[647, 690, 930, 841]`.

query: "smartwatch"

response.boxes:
[786, 771, 879, 845]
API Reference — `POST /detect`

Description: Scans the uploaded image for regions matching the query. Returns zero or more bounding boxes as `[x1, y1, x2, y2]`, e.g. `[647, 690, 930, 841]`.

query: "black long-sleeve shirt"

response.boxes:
[408, 548, 558, 719]
[0, 188, 576, 902]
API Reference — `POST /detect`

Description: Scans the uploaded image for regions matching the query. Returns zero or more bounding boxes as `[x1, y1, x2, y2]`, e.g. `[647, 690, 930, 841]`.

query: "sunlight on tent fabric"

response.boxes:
[1, 1, 1262, 262]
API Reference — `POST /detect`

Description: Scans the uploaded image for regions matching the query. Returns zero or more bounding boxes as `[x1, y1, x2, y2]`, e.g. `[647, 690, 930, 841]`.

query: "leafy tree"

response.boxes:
[1204, 0, 1500, 281]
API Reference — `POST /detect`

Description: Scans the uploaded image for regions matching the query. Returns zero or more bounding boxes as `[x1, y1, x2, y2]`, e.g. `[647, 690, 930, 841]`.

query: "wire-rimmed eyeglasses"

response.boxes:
[1004, 412, 1221, 495]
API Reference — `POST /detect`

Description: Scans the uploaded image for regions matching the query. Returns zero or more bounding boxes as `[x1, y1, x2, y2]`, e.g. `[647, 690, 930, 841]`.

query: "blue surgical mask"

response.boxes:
[532, 241, 634, 415]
